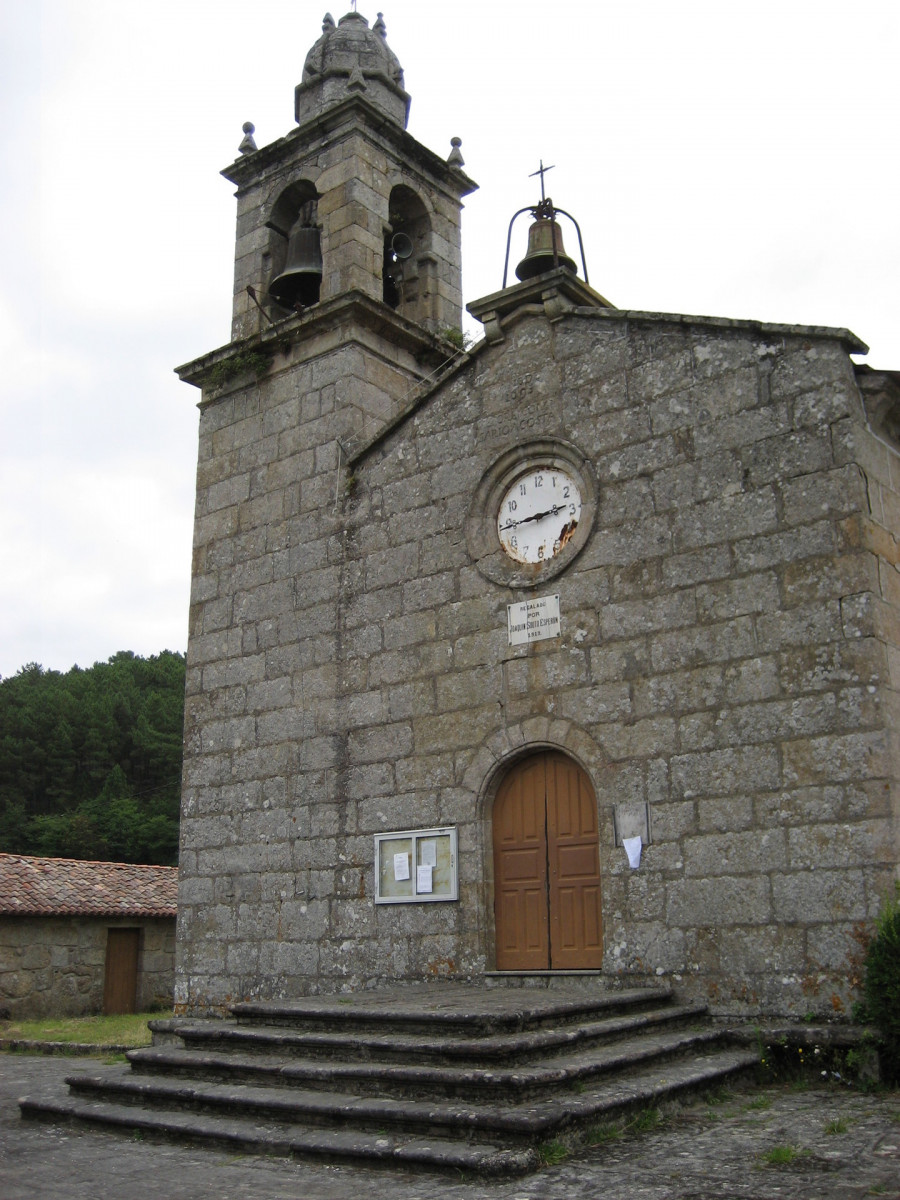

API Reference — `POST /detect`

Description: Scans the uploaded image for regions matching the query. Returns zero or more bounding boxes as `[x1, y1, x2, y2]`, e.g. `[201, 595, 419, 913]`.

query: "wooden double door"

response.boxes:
[493, 753, 603, 970]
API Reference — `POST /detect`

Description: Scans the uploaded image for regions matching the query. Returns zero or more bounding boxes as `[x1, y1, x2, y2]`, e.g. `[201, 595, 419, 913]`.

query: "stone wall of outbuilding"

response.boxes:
[0, 916, 175, 1019]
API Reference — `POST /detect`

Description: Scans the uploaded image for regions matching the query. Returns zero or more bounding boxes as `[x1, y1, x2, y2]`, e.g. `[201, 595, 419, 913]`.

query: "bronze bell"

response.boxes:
[268, 224, 323, 308]
[515, 218, 577, 282]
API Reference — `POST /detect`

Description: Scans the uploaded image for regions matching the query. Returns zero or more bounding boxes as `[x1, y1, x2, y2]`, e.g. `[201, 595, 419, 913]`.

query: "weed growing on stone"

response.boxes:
[756, 1034, 867, 1087]
[629, 1107, 661, 1133]
[586, 1122, 622, 1145]
[824, 1116, 849, 1134]
[585, 1106, 661, 1145]
[537, 1141, 568, 1166]
[757, 1143, 807, 1166]
[745, 1095, 773, 1111]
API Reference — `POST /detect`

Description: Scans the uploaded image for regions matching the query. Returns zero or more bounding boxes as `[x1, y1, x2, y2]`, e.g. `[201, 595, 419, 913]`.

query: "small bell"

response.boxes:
[515, 217, 577, 282]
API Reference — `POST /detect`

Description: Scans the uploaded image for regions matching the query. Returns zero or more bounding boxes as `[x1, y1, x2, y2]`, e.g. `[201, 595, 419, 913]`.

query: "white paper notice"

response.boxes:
[393, 852, 410, 881]
[416, 864, 433, 893]
[420, 840, 437, 867]
[623, 836, 642, 869]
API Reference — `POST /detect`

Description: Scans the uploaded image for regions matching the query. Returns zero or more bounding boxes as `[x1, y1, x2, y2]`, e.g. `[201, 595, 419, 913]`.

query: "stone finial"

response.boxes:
[322, 13, 335, 33]
[239, 121, 257, 155]
[448, 137, 465, 168]
[374, 11, 387, 38]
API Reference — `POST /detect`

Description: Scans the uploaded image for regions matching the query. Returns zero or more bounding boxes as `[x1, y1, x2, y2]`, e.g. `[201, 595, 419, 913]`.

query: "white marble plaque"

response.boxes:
[507, 593, 561, 646]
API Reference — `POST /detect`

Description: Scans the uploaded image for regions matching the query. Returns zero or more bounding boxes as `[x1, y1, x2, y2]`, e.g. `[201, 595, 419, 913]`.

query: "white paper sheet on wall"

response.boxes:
[416, 864, 433, 893]
[623, 836, 643, 869]
[393, 852, 410, 881]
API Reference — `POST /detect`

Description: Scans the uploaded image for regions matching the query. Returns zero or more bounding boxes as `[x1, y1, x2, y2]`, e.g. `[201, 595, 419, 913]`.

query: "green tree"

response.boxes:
[0, 651, 185, 865]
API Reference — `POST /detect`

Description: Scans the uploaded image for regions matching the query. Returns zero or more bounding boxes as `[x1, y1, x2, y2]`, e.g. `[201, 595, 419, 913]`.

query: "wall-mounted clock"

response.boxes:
[497, 467, 582, 564]
[466, 440, 596, 588]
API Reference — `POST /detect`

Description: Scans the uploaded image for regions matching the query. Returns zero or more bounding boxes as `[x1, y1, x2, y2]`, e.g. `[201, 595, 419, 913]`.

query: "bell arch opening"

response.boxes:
[383, 185, 435, 325]
[265, 180, 321, 311]
[491, 750, 603, 971]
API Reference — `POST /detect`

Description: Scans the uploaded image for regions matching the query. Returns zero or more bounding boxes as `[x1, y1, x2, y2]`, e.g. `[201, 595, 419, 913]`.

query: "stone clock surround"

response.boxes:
[465, 436, 598, 588]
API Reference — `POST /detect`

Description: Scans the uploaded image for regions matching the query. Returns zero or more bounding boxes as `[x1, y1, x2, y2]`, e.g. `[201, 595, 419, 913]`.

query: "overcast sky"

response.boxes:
[1, 0, 897, 680]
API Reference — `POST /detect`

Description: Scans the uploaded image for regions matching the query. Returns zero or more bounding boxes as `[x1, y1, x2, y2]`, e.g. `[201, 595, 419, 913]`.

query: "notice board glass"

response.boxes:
[374, 827, 458, 904]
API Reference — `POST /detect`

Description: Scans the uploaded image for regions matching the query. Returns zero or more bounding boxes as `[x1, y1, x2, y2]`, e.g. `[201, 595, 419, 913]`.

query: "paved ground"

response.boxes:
[1, 1051, 898, 1199]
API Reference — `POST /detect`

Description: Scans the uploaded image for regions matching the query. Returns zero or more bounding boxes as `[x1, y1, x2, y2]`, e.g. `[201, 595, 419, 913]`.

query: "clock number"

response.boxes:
[563, 485, 570, 498]
[534, 473, 543, 488]
[519, 483, 527, 496]
[537, 544, 545, 560]
[553, 539, 561, 555]
[510, 535, 517, 550]
[507, 499, 517, 512]
[569, 503, 576, 516]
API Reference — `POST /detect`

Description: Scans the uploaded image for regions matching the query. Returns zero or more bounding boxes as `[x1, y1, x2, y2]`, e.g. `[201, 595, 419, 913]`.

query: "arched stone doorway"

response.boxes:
[493, 752, 603, 970]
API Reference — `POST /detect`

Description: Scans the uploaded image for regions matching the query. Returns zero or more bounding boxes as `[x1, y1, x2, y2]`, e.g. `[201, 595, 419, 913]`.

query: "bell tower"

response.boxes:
[178, 9, 476, 440]
[173, 10, 476, 1013]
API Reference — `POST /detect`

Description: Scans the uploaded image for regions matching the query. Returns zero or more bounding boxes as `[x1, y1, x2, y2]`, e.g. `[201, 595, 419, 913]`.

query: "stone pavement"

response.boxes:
[1, 1051, 898, 1200]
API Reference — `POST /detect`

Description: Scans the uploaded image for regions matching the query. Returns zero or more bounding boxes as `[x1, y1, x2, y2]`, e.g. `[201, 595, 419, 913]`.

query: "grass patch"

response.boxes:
[536, 1140, 568, 1166]
[586, 1106, 663, 1145]
[745, 1095, 773, 1111]
[629, 1107, 661, 1133]
[586, 1121, 622, 1145]
[757, 1143, 807, 1166]
[0, 1011, 165, 1048]
[824, 1117, 849, 1135]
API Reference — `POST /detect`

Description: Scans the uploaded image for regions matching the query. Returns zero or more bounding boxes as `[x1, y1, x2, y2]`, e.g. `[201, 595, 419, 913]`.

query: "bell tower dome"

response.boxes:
[296, 10, 410, 128]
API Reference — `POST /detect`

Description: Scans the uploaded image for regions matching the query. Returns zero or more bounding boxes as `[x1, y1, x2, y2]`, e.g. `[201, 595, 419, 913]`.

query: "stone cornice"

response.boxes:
[175, 289, 460, 401]
[467, 267, 867, 355]
[221, 94, 477, 202]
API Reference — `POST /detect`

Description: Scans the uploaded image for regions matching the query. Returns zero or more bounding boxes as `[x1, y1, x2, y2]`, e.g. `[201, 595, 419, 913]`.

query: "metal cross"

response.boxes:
[529, 159, 555, 202]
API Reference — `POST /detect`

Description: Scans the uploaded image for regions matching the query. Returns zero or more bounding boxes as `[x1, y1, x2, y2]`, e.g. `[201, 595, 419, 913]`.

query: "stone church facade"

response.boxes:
[174, 10, 900, 1018]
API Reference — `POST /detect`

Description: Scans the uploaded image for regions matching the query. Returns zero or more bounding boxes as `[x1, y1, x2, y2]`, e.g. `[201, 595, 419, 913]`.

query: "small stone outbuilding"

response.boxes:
[0, 854, 177, 1018]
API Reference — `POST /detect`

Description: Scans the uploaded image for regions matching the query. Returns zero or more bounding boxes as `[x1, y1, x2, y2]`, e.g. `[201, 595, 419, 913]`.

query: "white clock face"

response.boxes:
[497, 468, 582, 564]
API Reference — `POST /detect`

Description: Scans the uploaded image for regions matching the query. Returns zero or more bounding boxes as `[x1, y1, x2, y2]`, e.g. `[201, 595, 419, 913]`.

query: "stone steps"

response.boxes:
[227, 983, 674, 1035]
[18, 982, 760, 1175]
[21, 1047, 756, 1173]
[126, 1023, 727, 1100]
[21, 1089, 540, 1176]
[159, 998, 709, 1066]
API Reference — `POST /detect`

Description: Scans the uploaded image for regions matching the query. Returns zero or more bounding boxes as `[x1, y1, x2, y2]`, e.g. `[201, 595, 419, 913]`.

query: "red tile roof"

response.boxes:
[0, 854, 178, 918]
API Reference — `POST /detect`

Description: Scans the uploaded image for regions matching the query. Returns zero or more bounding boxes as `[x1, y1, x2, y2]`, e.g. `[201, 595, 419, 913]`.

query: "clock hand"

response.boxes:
[498, 505, 561, 532]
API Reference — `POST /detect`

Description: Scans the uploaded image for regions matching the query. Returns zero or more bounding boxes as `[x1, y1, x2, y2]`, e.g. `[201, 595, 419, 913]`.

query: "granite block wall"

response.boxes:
[0, 917, 175, 1019]
[175, 304, 898, 1017]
